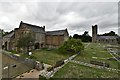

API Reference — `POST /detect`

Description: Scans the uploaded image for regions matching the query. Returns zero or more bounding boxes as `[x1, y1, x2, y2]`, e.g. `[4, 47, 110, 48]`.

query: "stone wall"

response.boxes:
[46, 35, 64, 48]
[35, 32, 45, 48]
[97, 38, 118, 44]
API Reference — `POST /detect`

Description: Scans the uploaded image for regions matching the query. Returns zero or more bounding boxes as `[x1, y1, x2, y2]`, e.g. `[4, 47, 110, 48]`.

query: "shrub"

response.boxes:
[47, 66, 54, 72]
[29, 55, 37, 60]
[39, 75, 46, 80]
[59, 38, 84, 53]
[54, 60, 64, 68]
[9, 50, 17, 54]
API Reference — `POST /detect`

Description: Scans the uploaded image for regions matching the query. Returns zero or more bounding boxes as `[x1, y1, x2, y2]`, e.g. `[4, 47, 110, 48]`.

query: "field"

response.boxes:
[3, 43, 119, 78]
[32, 49, 73, 65]
[53, 62, 119, 78]
[75, 43, 119, 69]
[52, 43, 120, 78]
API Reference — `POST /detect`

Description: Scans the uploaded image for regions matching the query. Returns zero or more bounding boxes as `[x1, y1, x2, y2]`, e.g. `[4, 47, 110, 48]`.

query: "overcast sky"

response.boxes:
[0, 0, 119, 36]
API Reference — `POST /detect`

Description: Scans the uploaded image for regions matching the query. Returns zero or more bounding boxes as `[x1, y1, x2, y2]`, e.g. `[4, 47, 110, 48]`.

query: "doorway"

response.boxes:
[35, 43, 39, 49]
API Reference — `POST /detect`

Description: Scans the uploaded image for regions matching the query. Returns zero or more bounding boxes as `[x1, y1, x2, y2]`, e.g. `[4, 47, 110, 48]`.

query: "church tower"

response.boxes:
[92, 25, 98, 43]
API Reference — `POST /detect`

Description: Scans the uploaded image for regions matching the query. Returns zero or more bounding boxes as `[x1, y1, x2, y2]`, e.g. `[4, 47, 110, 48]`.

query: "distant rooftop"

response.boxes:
[3, 31, 14, 38]
[97, 36, 119, 39]
[46, 29, 68, 36]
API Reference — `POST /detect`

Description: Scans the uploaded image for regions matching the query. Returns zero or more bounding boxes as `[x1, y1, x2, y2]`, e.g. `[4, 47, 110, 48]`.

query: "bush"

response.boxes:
[39, 75, 47, 80]
[59, 38, 84, 53]
[29, 55, 37, 60]
[47, 66, 54, 72]
[9, 50, 17, 54]
[54, 60, 64, 68]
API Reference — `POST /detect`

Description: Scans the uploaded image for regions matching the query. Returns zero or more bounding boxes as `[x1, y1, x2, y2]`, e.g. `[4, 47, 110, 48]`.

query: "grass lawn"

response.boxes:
[2, 54, 31, 78]
[8, 48, 74, 65]
[74, 43, 120, 69]
[53, 62, 119, 78]
[32, 49, 74, 65]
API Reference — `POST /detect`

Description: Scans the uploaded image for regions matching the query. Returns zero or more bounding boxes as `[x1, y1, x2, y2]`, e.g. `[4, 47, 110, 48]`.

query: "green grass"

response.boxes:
[2, 54, 31, 78]
[32, 49, 73, 65]
[8, 48, 74, 65]
[53, 62, 119, 78]
[75, 43, 120, 69]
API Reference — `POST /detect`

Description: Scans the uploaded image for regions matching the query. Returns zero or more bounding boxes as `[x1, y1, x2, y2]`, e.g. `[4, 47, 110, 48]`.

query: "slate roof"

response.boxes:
[4, 31, 14, 38]
[46, 29, 67, 36]
[20, 21, 45, 33]
[97, 36, 119, 39]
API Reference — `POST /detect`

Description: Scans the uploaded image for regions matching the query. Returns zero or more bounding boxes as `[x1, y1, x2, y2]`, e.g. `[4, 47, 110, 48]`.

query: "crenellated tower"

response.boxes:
[92, 25, 98, 43]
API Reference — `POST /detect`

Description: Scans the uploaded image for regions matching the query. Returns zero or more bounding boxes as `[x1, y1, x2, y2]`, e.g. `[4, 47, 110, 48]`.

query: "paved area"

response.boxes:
[15, 69, 40, 79]
[15, 64, 52, 79]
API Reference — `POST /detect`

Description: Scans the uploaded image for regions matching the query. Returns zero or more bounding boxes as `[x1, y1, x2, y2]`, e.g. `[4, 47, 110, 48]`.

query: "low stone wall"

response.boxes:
[2, 51, 37, 69]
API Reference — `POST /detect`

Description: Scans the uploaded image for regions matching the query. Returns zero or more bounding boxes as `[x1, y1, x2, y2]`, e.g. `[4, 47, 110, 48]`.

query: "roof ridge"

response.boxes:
[46, 29, 66, 32]
[21, 21, 42, 28]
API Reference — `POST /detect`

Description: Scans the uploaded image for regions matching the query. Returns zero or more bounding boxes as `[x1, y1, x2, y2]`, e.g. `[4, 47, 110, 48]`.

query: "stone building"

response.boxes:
[2, 21, 69, 51]
[2, 31, 15, 50]
[46, 29, 69, 48]
[14, 21, 46, 50]
[92, 25, 119, 44]
[97, 36, 119, 44]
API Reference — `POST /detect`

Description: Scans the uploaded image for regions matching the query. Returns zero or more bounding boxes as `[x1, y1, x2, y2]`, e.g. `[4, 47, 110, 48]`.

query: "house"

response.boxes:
[92, 25, 119, 44]
[2, 31, 15, 50]
[14, 21, 46, 50]
[97, 36, 119, 44]
[46, 29, 69, 48]
[2, 21, 69, 51]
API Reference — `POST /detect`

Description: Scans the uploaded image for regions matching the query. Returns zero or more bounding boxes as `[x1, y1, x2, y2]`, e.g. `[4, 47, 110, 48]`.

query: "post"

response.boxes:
[0, 29, 2, 80]
[8, 65, 10, 79]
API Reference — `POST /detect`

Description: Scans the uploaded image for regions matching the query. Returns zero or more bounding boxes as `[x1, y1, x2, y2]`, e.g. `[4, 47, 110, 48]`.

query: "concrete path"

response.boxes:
[46, 43, 91, 78]
[70, 60, 120, 72]
[85, 43, 90, 48]
[15, 64, 52, 79]
[107, 48, 120, 63]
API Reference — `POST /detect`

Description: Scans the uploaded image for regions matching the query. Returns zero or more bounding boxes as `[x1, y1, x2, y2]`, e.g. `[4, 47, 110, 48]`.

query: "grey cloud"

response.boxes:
[0, 1, 118, 36]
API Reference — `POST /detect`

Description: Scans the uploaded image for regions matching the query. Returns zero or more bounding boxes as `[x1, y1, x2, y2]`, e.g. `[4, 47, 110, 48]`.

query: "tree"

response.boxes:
[82, 31, 89, 36]
[73, 31, 92, 42]
[2, 30, 11, 37]
[17, 33, 35, 53]
[81, 31, 92, 42]
[59, 38, 84, 53]
[73, 34, 80, 39]
[99, 31, 117, 36]
[69, 35, 72, 39]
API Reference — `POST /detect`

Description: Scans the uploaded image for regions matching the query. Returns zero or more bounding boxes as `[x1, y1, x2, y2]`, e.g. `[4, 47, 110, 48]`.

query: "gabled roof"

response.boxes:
[46, 29, 68, 36]
[3, 31, 14, 38]
[97, 36, 119, 39]
[19, 21, 45, 33]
